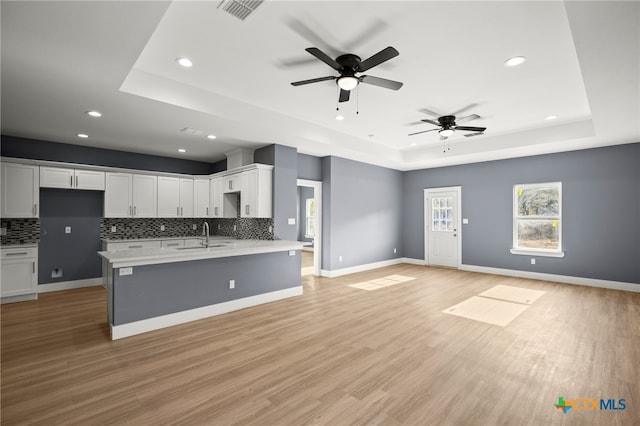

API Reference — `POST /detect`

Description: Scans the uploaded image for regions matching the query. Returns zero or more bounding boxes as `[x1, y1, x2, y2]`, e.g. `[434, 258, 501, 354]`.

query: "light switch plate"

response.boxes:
[111, 226, 117, 233]
[463, 218, 469, 224]
[288, 218, 295, 225]
[288, 250, 296, 256]
[65, 226, 72, 234]
[119, 267, 133, 276]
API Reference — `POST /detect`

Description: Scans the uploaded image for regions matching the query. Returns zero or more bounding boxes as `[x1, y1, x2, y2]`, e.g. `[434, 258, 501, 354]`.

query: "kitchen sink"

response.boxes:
[175, 244, 228, 250]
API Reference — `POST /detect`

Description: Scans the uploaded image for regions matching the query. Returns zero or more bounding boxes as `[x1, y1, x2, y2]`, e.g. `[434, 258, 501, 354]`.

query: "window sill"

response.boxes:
[510, 248, 565, 258]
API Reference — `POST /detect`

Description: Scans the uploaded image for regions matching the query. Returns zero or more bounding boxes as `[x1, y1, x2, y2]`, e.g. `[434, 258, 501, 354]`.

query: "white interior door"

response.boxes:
[425, 189, 460, 268]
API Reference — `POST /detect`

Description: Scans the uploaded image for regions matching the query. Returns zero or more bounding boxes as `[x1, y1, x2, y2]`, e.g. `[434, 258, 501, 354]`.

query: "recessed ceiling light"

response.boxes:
[504, 56, 526, 67]
[77, 133, 88, 138]
[176, 57, 193, 68]
[336, 115, 344, 121]
[178, 148, 186, 153]
[544, 115, 558, 120]
[86, 110, 102, 118]
[207, 134, 217, 140]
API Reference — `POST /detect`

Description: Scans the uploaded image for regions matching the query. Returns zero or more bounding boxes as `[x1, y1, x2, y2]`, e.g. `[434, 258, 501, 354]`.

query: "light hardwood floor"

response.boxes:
[1, 264, 639, 425]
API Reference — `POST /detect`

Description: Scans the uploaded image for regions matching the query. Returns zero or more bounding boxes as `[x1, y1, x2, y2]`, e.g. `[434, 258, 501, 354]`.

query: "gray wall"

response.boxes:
[39, 189, 103, 284]
[112, 251, 301, 325]
[255, 144, 298, 240]
[322, 156, 403, 271]
[1, 135, 226, 174]
[402, 143, 640, 284]
[297, 186, 315, 246]
[297, 153, 323, 181]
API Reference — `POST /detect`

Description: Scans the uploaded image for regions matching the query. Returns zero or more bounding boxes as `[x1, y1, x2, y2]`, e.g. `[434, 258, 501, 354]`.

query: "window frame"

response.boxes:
[510, 182, 565, 258]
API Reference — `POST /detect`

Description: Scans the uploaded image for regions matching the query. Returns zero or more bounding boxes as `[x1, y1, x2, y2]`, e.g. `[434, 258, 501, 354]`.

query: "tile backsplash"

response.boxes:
[101, 217, 274, 240]
[0, 218, 40, 245]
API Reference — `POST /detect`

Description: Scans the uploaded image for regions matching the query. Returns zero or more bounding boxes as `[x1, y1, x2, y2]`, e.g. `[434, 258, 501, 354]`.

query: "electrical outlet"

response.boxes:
[192, 224, 197, 230]
[531, 258, 536, 265]
[229, 279, 235, 289]
[111, 226, 117, 233]
[288, 250, 295, 256]
[233, 225, 236, 231]
[119, 267, 133, 276]
[65, 226, 71, 234]
[288, 218, 296, 225]
[268, 226, 273, 233]
[160, 225, 165, 231]
[394, 248, 397, 253]
[218, 224, 221, 230]
[0, 227, 7, 236]
[339, 256, 343, 262]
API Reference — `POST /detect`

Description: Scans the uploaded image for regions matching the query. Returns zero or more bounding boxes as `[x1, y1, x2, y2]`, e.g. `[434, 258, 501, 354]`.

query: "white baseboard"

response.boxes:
[110, 286, 303, 340]
[401, 257, 426, 266]
[459, 264, 640, 293]
[38, 277, 103, 293]
[1, 293, 38, 304]
[321, 258, 405, 278]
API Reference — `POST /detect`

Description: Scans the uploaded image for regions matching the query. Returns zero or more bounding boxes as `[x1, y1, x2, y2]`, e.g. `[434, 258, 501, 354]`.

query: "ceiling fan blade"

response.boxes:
[456, 114, 480, 124]
[339, 89, 350, 103]
[454, 126, 486, 132]
[450, 103, 478, 117]
[358, 46, 399, 72]
[360, 75, 403, 90]
[305, 48, 341, 70]
[288, 19, 339, 58]
[408, 129, 439, 136]
[344, 19, 389, 51]
[420, 107, 444, 118]
[421, 118, 440, 126]
[291, 76, 336, 86]
[464, 132, 484, 138]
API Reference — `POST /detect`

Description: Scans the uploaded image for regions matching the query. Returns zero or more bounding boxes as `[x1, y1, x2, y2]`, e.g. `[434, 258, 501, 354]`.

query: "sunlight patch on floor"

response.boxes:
[348, 275, 416, 291]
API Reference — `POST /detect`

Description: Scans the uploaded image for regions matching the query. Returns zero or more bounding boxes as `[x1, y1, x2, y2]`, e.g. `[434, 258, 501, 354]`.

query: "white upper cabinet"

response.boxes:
[157, 177, 193, 217]
[223, 173, 244, 193]
[40, 166, 105, 190]
[104, 173, 157, 218]
[209, 177, 224, 218]
[1, 163, 39, 218]
[194, 179, 210, 217]
[242, 167, 272, 218]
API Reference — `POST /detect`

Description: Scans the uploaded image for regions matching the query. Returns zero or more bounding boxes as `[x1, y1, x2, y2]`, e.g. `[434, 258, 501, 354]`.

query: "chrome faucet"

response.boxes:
[202, 221, 210, 248]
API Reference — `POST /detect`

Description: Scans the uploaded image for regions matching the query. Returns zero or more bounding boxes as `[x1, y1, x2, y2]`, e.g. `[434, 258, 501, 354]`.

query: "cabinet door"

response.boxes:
[179, 179, 194, 218]
[210, 177, 224, 217]
[1, 163, 39, 218]
[157, 177, 180, 217]
[104, 173, 133, 217]
[40, 166, 74, 189]
[1, 258, 37, 297]
[132, 174, 157, 217]
[75, 170, 105, 190]
[194, 179, 210, 217]
[223, 173, 242, 193]
[241, 170, 257, 218]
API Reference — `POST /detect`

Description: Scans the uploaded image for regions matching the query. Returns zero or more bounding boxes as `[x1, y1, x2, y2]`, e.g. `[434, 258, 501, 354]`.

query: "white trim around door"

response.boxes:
[297, 179, 322, 277]
[424, 186, 462, 268]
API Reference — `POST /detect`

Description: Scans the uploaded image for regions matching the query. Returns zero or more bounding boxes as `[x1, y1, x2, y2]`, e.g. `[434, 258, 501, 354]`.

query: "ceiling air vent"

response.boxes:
[180, 127, 204, 135]
[218, 0, 264, 21]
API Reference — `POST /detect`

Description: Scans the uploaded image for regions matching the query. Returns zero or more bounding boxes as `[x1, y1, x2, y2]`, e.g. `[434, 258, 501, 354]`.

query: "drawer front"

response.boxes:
[1, 247, 37, 259]
[106, 241, 162, 251]
[161, 240, 185, 248]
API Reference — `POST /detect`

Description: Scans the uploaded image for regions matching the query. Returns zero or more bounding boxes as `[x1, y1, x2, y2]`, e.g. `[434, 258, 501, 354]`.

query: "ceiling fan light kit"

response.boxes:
[337, 76, 358, 91]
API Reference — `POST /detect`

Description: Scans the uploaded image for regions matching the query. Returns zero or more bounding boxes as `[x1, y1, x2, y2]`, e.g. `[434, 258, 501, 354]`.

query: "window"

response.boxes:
[432, 196, 454, 231]
[305, 198, 316, 238]
[511, 182, 564, 257]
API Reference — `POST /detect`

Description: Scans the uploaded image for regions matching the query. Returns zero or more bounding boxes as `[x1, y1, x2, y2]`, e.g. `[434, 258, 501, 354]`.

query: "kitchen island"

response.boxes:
[99, 239, 305, 339]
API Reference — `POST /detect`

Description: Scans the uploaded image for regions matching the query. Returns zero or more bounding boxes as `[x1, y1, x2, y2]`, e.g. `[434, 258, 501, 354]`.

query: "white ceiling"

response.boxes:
[2, 1, 638, 171]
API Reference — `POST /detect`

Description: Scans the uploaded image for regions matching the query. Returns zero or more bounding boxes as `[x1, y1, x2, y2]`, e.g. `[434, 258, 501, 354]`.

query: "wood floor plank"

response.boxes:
[1, 264, 639, 425]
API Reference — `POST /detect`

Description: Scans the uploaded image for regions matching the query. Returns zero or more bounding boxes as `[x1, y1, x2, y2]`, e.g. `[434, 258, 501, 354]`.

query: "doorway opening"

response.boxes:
[424, 186, 462, 268]
[297, 179, 322, 276]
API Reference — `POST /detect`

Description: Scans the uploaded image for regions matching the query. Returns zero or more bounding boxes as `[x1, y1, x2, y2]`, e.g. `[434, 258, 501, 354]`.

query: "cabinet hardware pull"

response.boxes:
[70, 175, 73, 187]
[229, 180, 232, 190]
[177, 206, 180, 216]
[166, 243, 178, 246]
[129, 206, 132, 216]
[246, 205, 249, 215]
[206, 207, 209, 216]
[76, 175, 78, 187]
[33, 262, 36, 273]
[33, 204, 38, 216]
[6, 252, 28, 256]
[214, 207, 218, 216]
[129, 245, 143, 249]
[181, 207, 183, 216]
[133, 206, 136, 216]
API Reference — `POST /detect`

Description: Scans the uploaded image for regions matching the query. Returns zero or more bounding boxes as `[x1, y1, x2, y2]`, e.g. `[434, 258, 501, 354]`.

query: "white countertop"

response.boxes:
[102, 236, 215, 244]
[99, 239, 306, 268]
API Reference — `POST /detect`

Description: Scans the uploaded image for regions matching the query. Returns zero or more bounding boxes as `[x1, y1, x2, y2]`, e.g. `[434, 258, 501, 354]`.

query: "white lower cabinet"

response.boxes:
[161, 240, 185, 248]
[1, 246, 38, 303]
